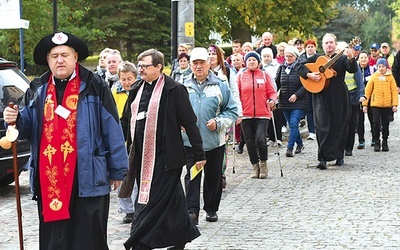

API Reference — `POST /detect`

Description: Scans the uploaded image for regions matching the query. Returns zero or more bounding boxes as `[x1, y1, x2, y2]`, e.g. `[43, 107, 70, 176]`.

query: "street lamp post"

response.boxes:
[53, 0, 57, 32]
[171, 0, 195, 63]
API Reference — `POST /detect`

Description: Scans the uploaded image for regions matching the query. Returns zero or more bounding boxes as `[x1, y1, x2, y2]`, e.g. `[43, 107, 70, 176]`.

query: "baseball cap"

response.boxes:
[381, 42, 390, 48]
[370, 43, 380, 50]
[353, 44, 362, 51]
[190, 47, 208, 62]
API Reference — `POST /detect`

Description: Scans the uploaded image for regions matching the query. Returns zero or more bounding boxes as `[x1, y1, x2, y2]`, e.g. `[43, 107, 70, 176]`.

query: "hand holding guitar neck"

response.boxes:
[300, 37, 361, 93]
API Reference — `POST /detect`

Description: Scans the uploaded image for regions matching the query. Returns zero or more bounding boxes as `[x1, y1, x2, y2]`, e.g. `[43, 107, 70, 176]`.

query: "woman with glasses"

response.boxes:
[276, 46, 308, 157]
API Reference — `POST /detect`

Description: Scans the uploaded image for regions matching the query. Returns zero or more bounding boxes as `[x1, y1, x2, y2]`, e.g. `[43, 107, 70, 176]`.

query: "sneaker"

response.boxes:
[286, 148, 294, 157]
[267, 140, 274, 147]
[371, 140, 375, 146]
[222, 175, 226, 189]
[382, 140, 389, 151]
[357, 141, 365, 149]
[345, 150, 352, 156]
[335, 158, 344, 165]
[299, 119, 306, 127]
[274, 140, 283, 147]
[317, 160, 327, 170]
[307, 133, 316, 140]
[374, 140, 381, 152]
[189, 212, 199, 225]
[281, 126, 288, 133]
[123, 213, 134, 223]
[294, 145, 304, 154]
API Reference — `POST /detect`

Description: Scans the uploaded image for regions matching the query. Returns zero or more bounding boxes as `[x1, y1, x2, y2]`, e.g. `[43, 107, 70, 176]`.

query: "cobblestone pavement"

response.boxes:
[1, 117, 400, 249]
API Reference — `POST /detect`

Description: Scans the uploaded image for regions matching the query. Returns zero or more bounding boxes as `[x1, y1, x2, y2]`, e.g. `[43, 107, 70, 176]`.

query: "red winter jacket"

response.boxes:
[237, 68, 277, 118]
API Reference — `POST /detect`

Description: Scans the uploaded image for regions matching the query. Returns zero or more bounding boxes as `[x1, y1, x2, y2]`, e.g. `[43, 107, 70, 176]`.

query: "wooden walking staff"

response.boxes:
[1, 102, 24, 250]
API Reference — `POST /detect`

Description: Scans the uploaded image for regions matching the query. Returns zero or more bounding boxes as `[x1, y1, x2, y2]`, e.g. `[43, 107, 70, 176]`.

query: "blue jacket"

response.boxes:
[182, 71, 238, 151]
[17, 65, 128, 199]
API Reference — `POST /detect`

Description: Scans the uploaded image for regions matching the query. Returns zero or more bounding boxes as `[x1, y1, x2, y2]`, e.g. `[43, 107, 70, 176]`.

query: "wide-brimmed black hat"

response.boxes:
[33, 31, 89, 66]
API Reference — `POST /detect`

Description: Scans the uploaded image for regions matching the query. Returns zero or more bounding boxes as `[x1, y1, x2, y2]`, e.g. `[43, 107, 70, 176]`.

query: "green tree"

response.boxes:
[313, 5, 367, 46]
[200, 0, 339, 43]
[361, 12, 391, 46]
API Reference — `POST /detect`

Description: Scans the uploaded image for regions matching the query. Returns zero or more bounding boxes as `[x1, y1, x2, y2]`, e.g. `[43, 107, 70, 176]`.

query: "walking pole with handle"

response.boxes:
[2, 103, 24, 250]
[271, 109, 283, 177]
[232, 124, 236, 174]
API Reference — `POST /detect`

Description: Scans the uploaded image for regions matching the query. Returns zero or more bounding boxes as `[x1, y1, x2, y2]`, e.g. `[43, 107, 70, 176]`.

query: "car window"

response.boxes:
[0, 68, 29, 111]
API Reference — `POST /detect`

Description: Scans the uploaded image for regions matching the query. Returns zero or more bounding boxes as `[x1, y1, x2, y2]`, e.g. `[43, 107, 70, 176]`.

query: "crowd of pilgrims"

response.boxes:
[96, 31, 398, 243]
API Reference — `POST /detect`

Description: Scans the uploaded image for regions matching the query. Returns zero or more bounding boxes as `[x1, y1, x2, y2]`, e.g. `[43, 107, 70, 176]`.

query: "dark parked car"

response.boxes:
[0, 58, 30, 186]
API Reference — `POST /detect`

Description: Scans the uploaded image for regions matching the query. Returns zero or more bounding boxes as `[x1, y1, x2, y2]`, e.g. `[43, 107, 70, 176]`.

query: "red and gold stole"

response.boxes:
[39, 64, 80, 222]
[130, 74, 164, 204]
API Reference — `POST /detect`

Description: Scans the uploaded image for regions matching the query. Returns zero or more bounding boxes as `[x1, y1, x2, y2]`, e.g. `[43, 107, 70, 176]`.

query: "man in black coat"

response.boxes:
[120, 49, 206, 250]
[300, 33, 358, 169]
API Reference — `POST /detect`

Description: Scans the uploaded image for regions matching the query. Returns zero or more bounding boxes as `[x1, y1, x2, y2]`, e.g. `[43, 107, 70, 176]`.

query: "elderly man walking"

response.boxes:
[182, 47, 238, 224]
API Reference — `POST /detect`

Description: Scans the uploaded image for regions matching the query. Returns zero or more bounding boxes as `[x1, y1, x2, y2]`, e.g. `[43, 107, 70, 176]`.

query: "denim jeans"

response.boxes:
[282, 109, 305, 149]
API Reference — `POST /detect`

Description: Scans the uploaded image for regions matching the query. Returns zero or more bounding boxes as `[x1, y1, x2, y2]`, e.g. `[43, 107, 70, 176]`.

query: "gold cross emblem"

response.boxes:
[43, 145, 57, 165]
[61, 141, 74, 162]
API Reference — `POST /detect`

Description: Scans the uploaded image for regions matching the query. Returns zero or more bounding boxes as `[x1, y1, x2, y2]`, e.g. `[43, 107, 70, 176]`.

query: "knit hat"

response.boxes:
[284, 46, 299, 57]
[244, 51, 261, 64]
[376, 58, 388, 68]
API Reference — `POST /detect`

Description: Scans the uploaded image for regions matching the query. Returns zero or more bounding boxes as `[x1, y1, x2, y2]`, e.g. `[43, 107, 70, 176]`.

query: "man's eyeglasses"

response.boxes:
[137, 64, 153, 70]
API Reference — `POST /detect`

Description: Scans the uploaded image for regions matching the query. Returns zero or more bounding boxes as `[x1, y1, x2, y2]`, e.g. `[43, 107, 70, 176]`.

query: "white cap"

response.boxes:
[190, 47, 208, 62]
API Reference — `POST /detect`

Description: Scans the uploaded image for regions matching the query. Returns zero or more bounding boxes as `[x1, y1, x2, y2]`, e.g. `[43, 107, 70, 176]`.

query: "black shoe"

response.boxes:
[294, 145, 304, 154]
[237, 146, 243, 154]
[188, 212, 198, 225]
[167, 244, 186, 250]
[374, 140, 381, 152]
[123, 213, 134, 223]
[206, 212, 218, 222]
[222, 175, 226, 189]
[345, 150, 352, 156]
[317, 160, 327, 170]
[132, 243, 151, 250]
[382, 140, 389, 151]
[357, 141, 365, 149]
[335, 158, 344, 165]
[286, 148, 294, 157]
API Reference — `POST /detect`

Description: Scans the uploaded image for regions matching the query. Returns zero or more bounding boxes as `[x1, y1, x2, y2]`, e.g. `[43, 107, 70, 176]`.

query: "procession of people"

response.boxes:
[3, 29, 399, 249]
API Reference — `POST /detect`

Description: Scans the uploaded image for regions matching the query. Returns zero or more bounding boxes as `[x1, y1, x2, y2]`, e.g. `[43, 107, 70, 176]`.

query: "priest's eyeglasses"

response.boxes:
[137, 64, 153, 70]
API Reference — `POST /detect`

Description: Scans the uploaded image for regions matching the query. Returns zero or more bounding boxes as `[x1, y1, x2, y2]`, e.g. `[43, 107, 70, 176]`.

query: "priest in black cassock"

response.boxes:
[120, 49, 206, 250]
[300, 33, 358, 169]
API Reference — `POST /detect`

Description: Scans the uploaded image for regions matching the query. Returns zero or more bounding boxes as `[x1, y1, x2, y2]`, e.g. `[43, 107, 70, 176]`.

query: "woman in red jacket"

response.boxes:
[237, 51, 277, 179]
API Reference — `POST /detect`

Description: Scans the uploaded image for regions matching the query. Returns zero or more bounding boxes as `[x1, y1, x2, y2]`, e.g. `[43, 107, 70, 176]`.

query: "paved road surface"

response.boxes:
[1, 117, 400, 249]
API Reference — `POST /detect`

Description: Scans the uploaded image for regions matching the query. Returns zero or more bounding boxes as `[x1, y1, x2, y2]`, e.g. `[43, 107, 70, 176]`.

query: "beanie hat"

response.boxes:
[376, 58, 388, 68]
[284, 46, 299, 57]
[244, 51, 261, 64]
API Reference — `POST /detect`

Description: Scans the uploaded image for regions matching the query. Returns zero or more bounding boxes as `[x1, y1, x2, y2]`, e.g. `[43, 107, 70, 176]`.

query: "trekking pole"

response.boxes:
[11, 134, 24, 250]
[3, 102, 24, 249]
[232, 124, 236, 174]
[271, 109, 283, 177]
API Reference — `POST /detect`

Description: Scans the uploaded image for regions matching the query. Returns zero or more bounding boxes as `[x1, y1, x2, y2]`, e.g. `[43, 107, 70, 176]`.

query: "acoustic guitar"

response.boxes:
[300, 37, 361, 93]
